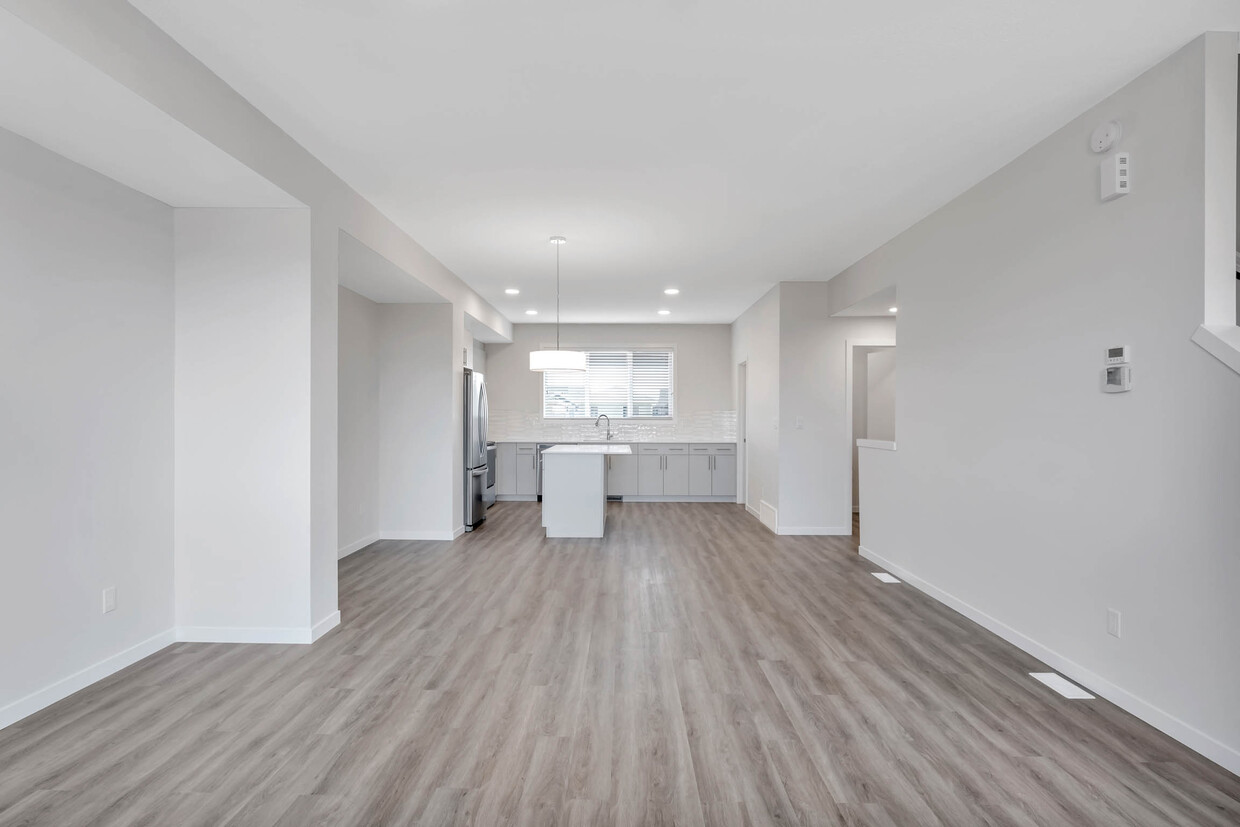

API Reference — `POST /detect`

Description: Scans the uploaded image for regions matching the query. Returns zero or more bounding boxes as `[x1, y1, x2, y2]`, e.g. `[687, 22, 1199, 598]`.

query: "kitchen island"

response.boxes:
[541, 444, 632, 538]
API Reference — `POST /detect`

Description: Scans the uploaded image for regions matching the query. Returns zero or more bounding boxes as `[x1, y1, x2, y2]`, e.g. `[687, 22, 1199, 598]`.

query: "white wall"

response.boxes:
[0, 128, 174, 725]
[848, 34, 1240, 773]
[175, 208, 315, 638]
[338, 286, 381, 556]
[7, 0, 516, 641]
[472, 340, 487, 374]
[777, 283, 897, 533]
[732, 287, 781, 521]
[486, 323, 733, 416]
[379, 303, 456, 539]
[866, 348, 896, 441]
[851, 348, 869, 509]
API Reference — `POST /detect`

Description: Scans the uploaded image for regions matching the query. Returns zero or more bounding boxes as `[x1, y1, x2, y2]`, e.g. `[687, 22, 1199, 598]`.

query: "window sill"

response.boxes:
[1192, 324, 1240, 376]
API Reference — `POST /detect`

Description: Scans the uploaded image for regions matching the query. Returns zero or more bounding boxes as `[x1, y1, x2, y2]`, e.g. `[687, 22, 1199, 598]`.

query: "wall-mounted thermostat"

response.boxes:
[1103, 365, 1132, 393]
[1105, 345, 1131, 365]
[1101, 152, 1131, 201]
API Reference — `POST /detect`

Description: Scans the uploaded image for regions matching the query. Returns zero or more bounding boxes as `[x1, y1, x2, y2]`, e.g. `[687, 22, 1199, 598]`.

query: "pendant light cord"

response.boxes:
[555, 241, 561, 351]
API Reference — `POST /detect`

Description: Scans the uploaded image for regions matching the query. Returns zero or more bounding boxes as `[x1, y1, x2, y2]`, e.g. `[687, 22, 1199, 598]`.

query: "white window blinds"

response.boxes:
[543, 350, 674, 418]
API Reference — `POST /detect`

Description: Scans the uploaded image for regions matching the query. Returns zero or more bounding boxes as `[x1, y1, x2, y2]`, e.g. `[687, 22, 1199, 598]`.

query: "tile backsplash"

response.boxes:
[488, 409, 736, 443]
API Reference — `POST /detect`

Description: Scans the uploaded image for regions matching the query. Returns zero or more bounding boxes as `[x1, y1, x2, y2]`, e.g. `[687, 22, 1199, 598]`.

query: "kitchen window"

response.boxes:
[543, 350, 674, 419]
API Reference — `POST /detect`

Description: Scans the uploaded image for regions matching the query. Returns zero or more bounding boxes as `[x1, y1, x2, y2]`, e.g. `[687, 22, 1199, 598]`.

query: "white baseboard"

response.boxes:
[858, 545, 1240, 776]
[745, 504, 760, 518]
[338, 532, 380, 559]
[778, 526, 851, 536]
[496, 494, 537, 502]
[175, 625, 316, 644]
[0, 628, 176, 731]
[453, 525, 466, 539]
[759, 501, 778, 534]
[620, 495, 736, 503]
[311, 610, 341, 642]
[380, 529, 458, 542]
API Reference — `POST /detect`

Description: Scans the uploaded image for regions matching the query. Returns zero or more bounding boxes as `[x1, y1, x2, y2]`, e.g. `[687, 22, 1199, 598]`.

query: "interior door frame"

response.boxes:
[845, 339, 896, 520]
[736, 360, 748, 507]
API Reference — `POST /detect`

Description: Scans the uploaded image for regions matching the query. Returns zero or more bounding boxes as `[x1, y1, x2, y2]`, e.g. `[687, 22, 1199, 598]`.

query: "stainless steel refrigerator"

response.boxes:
[463, 368, 490, 531]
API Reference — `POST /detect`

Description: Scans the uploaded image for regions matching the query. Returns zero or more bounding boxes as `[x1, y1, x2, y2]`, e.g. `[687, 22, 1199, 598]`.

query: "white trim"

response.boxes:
[746, 503, 760, 518]
[338, 532, 380, 559]
[619, 495, 736, 503]
[858, 545, 1240, 776]
[380, 529, 458, 542]
[846, 338, 897, 551]
[856, 439, 897, 451]
[0, 628, 176, 730]
[759, 500, 778, 533]
[777, 526, 852, 536]
[311, 611, 341, 642]
[453, 525, 466, 539]
[497, 494, 538, 502]
[175, 625, 317, 644]
[1192, 324, 1240, 376]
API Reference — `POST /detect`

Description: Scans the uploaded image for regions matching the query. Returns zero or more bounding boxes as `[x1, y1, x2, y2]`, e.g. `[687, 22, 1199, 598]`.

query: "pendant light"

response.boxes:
[529, 236, 586, 372]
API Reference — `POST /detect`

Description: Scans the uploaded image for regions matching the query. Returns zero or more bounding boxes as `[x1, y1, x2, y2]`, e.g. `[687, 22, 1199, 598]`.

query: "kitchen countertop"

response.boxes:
[541, 444, 633, 455]
[491, 437, 736, 444]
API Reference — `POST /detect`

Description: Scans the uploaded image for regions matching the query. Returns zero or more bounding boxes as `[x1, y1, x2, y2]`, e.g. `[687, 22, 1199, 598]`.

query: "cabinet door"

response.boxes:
[712, 454, 737, 497]
[515, 448, 537, 495]
[637, 454, 664, 495]
[688, 455, 713, 496]
[663, 454, 690, 496]
[607, 453, 639, 496]
[496, 443, 517, 495]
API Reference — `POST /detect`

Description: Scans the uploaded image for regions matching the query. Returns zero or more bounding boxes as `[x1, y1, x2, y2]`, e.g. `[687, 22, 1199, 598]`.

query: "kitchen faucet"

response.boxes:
[594, 414, 614, 440]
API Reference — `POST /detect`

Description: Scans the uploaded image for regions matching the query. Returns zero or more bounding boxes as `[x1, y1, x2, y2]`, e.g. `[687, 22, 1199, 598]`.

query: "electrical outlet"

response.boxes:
[1106, 608, 1121, 638]
[102, 587, 116, 614]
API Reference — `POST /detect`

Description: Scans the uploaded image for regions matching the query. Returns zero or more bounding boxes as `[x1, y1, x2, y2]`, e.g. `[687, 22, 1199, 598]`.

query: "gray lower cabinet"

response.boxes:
[606, 451, 639, 496]
[688, 454, 713, 496]
[663, 454, 689, 496]
[712, 454, 737, 496]
[496, 443, 517, 496]
[515, 444, 537, 496]
[500, 441, 735, 499]
[689, 444, 738, 497]
[637, 453, 664, 495]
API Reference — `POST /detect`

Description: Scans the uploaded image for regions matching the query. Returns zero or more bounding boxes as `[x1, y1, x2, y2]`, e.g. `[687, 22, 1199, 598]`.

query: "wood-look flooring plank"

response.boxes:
[0, 501, 1236, 826]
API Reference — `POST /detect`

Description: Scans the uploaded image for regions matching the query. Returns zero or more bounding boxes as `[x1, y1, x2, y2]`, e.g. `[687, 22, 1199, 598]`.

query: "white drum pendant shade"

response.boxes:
[530, 349, 586, 372]
[530, 235, 585, 372]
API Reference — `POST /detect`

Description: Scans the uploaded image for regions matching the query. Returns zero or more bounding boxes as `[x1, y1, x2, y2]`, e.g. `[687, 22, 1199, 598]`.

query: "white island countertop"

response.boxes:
[541, 444, 633, 455]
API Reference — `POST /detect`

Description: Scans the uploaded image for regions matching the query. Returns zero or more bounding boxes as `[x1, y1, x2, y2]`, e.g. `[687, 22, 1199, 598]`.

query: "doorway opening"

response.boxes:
[737, 360, 748, 509]
[848, 342, 896, 539]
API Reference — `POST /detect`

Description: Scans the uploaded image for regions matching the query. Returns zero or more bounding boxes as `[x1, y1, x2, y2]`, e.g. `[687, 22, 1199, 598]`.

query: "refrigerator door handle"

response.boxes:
[471, 467, 487, 477]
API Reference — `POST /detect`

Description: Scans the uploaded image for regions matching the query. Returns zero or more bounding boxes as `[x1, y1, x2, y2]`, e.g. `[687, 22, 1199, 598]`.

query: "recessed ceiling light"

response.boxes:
[664, 288, 680, 295]
[888, 306, 898, 313]
[505, 288, 520, 295]
[657, 309, 671, 315]
[525, 309, 538, 315]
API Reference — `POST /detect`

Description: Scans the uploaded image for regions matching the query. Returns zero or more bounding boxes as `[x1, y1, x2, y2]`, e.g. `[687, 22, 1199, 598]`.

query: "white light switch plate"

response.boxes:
[102, 587, 116, 614]
[1107, 608, 1121, 638]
